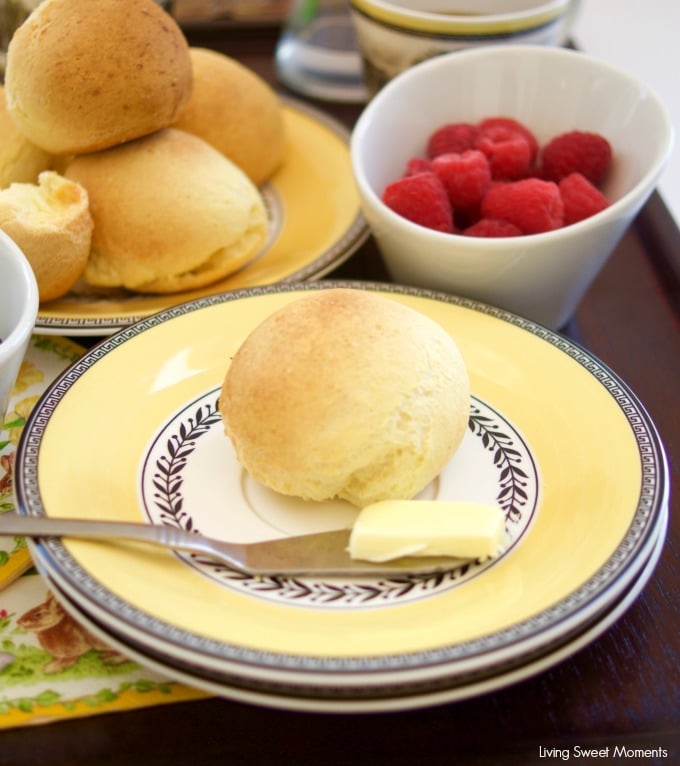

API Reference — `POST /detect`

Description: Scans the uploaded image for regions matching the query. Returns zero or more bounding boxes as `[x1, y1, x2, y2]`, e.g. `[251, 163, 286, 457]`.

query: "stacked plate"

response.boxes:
[15, 283, 668, 713]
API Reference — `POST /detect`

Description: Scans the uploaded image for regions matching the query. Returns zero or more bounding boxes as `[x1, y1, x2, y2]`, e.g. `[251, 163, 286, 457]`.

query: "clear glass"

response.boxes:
[275, 0, 367, 103]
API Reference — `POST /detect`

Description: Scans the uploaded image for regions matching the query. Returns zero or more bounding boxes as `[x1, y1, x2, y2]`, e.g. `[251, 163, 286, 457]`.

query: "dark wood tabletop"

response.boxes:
[5, 23, 679, 766]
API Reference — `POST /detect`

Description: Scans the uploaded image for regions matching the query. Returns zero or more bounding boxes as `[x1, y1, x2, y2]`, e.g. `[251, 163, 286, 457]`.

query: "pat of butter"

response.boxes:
[348, 500, 505, 563]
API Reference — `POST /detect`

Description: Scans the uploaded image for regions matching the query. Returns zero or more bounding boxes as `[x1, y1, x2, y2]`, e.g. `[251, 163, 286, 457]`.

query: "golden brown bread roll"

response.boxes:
[64, 128, 268, 294]
[0, 85, 53, 188]
[220, 289, 471, 507]
[172, 47, 286, 185]
[4, 0, 192, 155]
[0, 171, 93, 303]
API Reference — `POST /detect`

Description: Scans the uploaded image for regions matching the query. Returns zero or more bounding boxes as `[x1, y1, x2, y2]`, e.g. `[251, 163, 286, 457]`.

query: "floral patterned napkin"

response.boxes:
[0, 336, 207, 729]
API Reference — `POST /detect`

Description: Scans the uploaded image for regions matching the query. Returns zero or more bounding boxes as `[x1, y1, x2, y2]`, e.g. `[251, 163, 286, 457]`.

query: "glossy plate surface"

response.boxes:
[35, 101, 368, 336]
[16, 283, 668, 699]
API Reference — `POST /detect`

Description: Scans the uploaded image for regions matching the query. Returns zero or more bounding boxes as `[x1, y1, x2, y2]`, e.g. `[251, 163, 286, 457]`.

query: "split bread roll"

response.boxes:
[220, 289, 471, 507]
[4, 0, 192, 155]
[173, 48, 286, 185]
[64, 128, 269, 294]
[0, 171, 93, 303]
[0, 85, 53, 188]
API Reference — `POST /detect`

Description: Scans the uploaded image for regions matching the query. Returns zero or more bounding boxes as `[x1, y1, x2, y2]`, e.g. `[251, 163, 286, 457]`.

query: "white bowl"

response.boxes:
[0, 228, 38, 426]
[351, 45, 674, 329]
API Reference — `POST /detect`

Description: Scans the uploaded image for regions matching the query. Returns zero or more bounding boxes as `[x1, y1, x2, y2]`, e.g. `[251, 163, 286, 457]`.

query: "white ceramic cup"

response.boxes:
[0, 228, 38, 428]
[349, 0, 577, 94]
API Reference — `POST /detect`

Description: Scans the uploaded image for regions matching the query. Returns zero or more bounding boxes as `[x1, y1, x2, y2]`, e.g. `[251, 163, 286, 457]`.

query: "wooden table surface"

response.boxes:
[5, 23, 679, 766]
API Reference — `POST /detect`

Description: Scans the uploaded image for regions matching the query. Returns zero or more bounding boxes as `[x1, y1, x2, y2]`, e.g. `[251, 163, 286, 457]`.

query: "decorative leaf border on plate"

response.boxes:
[468, 403, 530, 525]
[150, 401, 222, 533]
[142, 390, 538, 607]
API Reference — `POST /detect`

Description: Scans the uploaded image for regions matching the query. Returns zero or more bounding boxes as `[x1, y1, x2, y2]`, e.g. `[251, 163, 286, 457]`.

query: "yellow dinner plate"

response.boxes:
[34, 101, 368, 336]
[16, 283, 668, 705]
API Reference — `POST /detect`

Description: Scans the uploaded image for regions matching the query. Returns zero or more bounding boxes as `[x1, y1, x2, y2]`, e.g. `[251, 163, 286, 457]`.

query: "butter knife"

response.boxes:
[0, 512, 460, 577]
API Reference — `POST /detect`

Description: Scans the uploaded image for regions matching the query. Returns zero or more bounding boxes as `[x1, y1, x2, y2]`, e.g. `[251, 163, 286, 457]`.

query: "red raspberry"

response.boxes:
[477, 117, 539, 162]
[431, 150, 491, 211]
[475, 134, 533, 180]
[559, 172, 611, 225]
[481, 179, 564, 234]
[403, 156, 432, 176]
[382, 172, 454, 233]
[540, 130, 612, 185]
[464, 218, 523, 238]
[426, 122, 479, 158]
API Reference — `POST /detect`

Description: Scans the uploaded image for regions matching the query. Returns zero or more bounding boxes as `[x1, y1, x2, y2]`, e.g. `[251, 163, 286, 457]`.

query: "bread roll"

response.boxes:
[4, 0, 192, 155]
[0, 85, 53, 188]
[220, 289, 471, 507]
[172, 48, 285, 185]
[0, 171, 93, 302]
[64, 128, 268, 294]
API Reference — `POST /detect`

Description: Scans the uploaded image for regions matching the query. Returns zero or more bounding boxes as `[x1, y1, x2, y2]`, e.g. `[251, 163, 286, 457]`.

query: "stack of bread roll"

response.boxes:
[0, 0, 285, 303]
